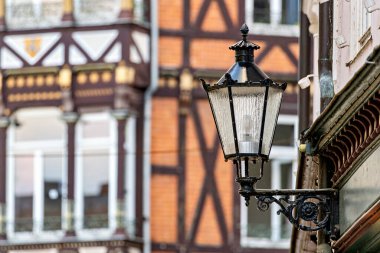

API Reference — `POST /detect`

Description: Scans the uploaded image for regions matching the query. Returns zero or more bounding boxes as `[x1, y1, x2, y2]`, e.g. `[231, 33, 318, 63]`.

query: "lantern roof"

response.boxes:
[216, 24, 269, 85]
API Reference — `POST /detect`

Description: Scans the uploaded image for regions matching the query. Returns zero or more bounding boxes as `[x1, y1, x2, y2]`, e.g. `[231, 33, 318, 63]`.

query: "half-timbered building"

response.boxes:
[0, 1, 299, 253]
[153, 1, 299, 252]
[0, 0, 149, 252]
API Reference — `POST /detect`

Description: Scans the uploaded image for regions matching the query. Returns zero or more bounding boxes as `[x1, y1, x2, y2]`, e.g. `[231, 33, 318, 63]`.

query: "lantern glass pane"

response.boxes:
[231, 86, 266, 155]
[262, 87, 283, 155]
[208, 87, 235, 156]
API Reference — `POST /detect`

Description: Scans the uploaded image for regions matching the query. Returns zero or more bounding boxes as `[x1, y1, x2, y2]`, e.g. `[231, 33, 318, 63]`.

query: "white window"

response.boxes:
[6, 0, 63, 30]
[75, 112, 116, 234]
[241, 115, 298, 249]
[7, 109, 136, 241]
[75, 112, 136, 237]
[245, 0, 299, 36]
[7, 108, 65, 238]
[349, 0, 372, 60]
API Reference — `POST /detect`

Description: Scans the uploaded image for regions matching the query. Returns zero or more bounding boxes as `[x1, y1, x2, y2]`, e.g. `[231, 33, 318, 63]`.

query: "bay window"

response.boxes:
[7, 108, 136, 241]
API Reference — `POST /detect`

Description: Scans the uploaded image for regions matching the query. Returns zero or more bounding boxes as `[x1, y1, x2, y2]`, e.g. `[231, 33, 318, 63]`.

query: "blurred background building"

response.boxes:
[0, 0, 299, 253]
[293, 1, 380, 252]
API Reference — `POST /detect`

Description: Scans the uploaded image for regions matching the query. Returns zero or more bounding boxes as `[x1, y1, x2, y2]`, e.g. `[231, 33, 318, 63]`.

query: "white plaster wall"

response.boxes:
[303, 0, 380, 119]
[333, 1, 380, 92]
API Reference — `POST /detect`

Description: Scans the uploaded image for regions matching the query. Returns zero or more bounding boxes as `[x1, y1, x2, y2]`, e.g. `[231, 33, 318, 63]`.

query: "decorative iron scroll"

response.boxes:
[235, 161, 339, 237]
[256, 194, 331, 232]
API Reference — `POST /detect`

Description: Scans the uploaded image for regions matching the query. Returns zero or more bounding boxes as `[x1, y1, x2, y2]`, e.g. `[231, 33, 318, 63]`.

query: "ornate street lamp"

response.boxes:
[201, 24, 339, 237]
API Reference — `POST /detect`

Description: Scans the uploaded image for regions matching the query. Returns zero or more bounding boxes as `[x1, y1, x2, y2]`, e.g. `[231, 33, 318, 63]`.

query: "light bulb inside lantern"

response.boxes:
[239, 115, 259, 154]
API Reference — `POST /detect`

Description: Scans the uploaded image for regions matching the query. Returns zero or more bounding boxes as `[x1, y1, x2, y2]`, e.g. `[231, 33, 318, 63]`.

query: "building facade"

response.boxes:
[152, 0, 299, 252]
[0, 0, 299, 253]
[292, 0, 380, 252]
[0, 0, 150, 252]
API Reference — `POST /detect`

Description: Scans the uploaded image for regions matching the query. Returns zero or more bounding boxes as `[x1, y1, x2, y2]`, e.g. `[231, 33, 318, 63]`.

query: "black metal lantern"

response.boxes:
[201, 24, 339, 236]
[201, 24, 286, 205]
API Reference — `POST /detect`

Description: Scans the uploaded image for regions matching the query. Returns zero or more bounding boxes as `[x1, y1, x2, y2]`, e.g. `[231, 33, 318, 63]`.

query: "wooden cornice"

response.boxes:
[302, 46, 380, 185]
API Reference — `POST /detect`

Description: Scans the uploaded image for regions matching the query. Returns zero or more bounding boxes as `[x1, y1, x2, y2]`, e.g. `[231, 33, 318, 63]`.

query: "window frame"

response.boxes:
[74, 112, 117, 236]
[74, 112, 137, 238]
[245, 0, 299, 37]
[240, 114, 298, 249]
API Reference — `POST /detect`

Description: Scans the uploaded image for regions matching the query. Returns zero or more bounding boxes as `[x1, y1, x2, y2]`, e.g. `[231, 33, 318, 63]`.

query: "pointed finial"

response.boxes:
[240, 23, 249, 41]
[229, 23, 260, 52]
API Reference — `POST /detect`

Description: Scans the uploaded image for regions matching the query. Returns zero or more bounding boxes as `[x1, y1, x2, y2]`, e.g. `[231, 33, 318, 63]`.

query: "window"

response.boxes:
[241, 115, 298, 248]
[253, 0, 270, 23]
[82, 151, 109, 228]
[14, 155, 34, 232]
[74, 0, 120, 25]
[349, 0, 372, 60]
[43, 155, 64, 230]
[8, 108, 65, 236]
[6, 0, 63, 30]
[74, 112, 114, 232]
[75, 112, 136, 235]
[246, 0, 299, 36]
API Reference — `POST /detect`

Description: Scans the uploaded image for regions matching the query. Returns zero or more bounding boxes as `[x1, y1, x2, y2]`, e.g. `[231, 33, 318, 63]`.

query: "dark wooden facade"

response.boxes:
[0, 0, 149, 252]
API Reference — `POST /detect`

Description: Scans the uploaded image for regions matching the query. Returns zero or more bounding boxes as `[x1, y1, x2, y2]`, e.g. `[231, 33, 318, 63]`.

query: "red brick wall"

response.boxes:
[152, 0, 299, 251]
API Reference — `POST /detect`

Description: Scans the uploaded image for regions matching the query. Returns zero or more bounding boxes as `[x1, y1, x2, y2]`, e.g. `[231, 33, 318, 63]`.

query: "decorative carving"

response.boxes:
[6, 77, 15, 89]
[63, 0, 73, 14]
[77, 72, 87, 85]
[115, 61, 135, 85]
[179, 69, 193, 111]
[102, 71, 113, 82]
[121, 0, 133, 11]
[76, 88, 113, 98]
[89, 71, 100, 83]
[16, 76, 25, 88]
[8, 92, 62, 102]
[59, 66, 72, 89]
[26, 75, 34, 87]
[322, 91, 380, 184]
[46, 74, 55, 86]
[36, 75, 44, 86]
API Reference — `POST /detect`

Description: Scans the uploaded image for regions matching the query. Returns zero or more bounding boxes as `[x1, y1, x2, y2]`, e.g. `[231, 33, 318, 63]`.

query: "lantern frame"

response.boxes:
[201, 74, 287, 161]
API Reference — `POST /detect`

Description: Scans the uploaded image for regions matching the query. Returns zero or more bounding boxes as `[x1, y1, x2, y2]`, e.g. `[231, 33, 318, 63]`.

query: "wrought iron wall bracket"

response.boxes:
[244, 188, 339, 239]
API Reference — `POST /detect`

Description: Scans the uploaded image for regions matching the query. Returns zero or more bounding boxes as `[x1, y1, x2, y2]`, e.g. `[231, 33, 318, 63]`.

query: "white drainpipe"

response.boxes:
[143, 0, 158, 252]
